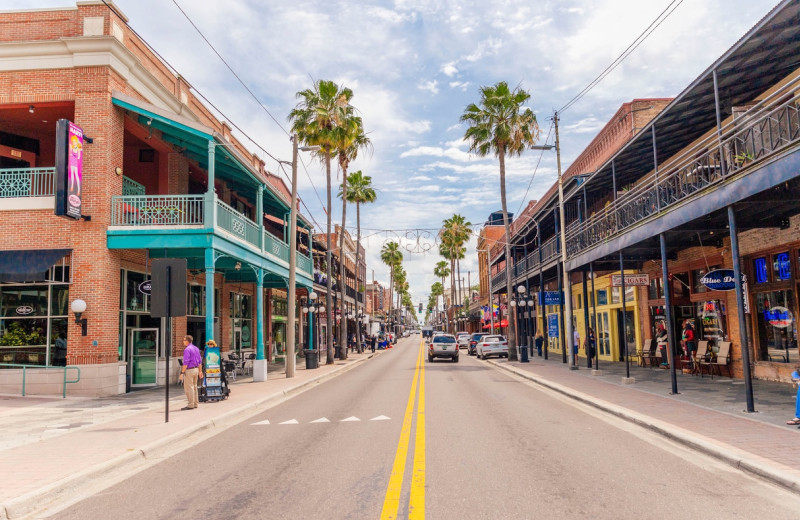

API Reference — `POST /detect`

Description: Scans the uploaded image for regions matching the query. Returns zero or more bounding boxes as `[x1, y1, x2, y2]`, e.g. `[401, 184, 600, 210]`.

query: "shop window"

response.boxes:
[672, 273, 690, 298]
[774, 252, 791, 281]
[0, 286, 48, 317]
[611, 286, 634, 304]
[597, 290, 608, 306]
[125, 271, 149, 312]
[693, 267, 719, 294]
[697, 300, 727, 347]
[754, 257, 768, 284]
[0, 284, 69, 366]
[754, 290, 796, 363]
[649, 278, 664, 300]
[187, 285, 205, 316]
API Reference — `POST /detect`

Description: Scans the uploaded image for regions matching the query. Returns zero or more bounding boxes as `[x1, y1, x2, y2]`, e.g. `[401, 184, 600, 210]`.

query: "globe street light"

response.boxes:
[301, 291, 323, 369]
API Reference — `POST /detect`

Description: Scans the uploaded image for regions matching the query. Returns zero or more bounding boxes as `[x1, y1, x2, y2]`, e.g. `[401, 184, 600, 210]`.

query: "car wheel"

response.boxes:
[455, 356, 459, 362]
[428, 355, 433, 362]
[481, 353, 487, 360]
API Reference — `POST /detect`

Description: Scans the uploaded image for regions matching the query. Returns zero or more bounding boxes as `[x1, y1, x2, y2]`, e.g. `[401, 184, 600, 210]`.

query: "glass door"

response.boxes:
[598, 312, 610, 357]
[129, 328, 158, 386]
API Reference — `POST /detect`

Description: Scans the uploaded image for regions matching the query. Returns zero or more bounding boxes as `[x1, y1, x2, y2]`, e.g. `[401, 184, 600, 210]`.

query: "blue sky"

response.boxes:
[9, 0, 781, 309]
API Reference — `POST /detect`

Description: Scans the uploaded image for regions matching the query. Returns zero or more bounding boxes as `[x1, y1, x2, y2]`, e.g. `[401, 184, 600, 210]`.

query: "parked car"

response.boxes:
[456, 332, 471, 349]
[476, 335, 509, 360]
[468, 333, 488, 356]
[428, 334, 459, 362]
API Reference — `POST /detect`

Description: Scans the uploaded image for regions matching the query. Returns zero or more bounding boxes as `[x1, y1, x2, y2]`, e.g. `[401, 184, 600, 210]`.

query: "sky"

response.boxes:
[9, 0, 781, 316]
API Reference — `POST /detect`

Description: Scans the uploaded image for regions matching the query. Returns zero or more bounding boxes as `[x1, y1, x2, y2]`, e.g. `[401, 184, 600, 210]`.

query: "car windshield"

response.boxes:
[433, 336, 455, 343]
[471, 334, 486, 340]
[484, 336, 505, 342]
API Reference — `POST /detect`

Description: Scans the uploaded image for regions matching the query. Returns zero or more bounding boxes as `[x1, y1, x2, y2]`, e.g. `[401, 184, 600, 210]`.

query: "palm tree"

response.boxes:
[341, 170, 376, 355]
[441, 214, 472, 326]
[335, 123, 371, 360]
[289, 79, 355, 365]
[380, 241, 403, 333]
[461, 81, 540, 361]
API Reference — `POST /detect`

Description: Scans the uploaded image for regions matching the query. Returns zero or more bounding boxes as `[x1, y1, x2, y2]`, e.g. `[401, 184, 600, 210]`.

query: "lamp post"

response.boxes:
[301, 291, 323, 369]
[282, 136, 320, 378]
[509, 285, 535, 362]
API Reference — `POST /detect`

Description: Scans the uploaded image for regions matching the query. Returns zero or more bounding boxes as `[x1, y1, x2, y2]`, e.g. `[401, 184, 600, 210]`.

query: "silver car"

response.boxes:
[456, 332, 471, 349]
[476, 335, 509, 360]
[428, 334, 459, 362]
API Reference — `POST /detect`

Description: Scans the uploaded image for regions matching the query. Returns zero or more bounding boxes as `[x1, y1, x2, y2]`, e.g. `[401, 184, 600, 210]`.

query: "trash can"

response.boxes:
[519, 345, 529, 363]
[304, 349, 319, 370]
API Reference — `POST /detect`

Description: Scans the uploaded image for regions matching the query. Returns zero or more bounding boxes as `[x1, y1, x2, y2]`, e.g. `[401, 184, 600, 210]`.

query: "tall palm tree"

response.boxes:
[461, 81, 540, 361]
[289, 79, 355, 365]
[380, 241, 403, 333]
[433, 261, 450, 308]
[335, 123, 371, 360]
[441, 214, 472, 325]
[341, 170, 376, 354]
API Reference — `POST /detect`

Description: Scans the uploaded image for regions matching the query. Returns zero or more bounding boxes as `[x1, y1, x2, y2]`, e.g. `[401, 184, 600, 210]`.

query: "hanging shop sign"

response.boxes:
[538, 291, 563, 306]
[138, 280, 152, 295]
[700, 269, 745, 291]
[764, 306, 793, 328]
[54, 119, 85, 220]
[547, 313, 560, 337]
[15, 305, 33, 315]
[611, 274, 649, 287]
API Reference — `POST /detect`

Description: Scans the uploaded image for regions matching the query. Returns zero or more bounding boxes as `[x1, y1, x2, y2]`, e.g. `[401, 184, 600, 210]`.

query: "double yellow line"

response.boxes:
[380, 338, 426, 519]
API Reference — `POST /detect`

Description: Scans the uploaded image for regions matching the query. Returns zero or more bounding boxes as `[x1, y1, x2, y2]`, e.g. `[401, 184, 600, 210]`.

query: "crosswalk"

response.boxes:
[251, 415, 391, 425]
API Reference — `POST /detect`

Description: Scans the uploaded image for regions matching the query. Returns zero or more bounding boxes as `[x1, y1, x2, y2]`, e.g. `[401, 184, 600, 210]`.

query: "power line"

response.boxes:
[559, 0, 685, 114]
[515, 120, 554, 216]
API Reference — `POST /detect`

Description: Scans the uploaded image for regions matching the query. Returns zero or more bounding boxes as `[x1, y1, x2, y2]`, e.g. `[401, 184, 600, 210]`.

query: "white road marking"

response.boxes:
[279, 419, 299, 425]
[251, 419, 270, 425]
[310, 417, 331, 423]
[340, 416, 361, 422]
[371, 415, 391, 421]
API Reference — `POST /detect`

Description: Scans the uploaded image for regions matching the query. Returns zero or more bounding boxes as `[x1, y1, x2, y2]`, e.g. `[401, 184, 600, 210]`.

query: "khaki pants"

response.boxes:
[183, 367, 199, 408]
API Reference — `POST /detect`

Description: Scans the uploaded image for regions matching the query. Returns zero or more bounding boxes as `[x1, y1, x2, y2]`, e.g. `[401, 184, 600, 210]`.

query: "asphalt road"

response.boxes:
[51, 336, 800, 519]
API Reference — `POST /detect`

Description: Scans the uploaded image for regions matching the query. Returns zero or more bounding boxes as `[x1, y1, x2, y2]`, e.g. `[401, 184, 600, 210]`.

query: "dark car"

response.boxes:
[468, 333, 488, 356]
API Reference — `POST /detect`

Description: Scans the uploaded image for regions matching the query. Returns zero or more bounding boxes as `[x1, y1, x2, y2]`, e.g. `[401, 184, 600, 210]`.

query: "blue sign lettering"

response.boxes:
[699, 269, 745, 291]
[538, 291, 563, 306]
[547, 313, 560, 338]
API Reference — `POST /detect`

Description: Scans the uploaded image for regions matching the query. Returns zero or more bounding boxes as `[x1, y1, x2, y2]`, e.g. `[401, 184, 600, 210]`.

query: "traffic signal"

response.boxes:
[418, 303, 423, 313]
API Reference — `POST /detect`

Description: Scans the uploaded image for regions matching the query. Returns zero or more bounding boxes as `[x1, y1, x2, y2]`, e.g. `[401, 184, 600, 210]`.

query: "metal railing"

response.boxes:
[0, 167, 55, 198]
[110, 194, 205, 226]
[296, 252, 312, 275]
[216, 199, 260, 247]
[565, 77, 800, 256]
[0, 363, 80, 398]
[122, 176, 146, 196]
[264, 231, 289, 263]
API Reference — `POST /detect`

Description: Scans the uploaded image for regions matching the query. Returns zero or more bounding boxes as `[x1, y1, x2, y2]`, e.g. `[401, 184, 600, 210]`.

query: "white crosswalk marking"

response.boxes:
[370, 415, 391, 421]
[340, 416, 360, 422]
[251, 419, 270, 425]
[279, 419, 299, 425]
[310, 417, 330, 423]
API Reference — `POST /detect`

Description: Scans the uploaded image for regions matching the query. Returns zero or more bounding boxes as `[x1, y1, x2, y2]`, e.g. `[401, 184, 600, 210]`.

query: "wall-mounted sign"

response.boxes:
[538, 291, 562, 306]
[15, 305, 33, 315]
[138, 280, 152, 295]
[54, 119, 84, 220]
[611, 274, 649, 287]
[547, 313, 559, 337]
[700, 269, 744, 291]
[764, 306, 793, 328]
[597, 290, 608, 306]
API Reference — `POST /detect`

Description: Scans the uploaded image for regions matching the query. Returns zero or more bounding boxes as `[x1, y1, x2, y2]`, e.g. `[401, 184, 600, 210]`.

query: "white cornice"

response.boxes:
[0, 37, 193, 121]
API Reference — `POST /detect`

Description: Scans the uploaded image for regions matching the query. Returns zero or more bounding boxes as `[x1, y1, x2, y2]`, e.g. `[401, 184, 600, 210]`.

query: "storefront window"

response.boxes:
[0, 284, 69, 366]
[693, 266, 720, 294]
[649, 278, 664, 300]
[754, 290, 796, 363]
[188, 285, 205, 316]
[597, 290, 608, 306]
[774, 252, 791, 281]
[125, 271, 149, 312]
[672, 273, 690, 298]
[696, 300, 727, 348]
[754, 257, 768, 284]
[230, 292, 252, 353]
[611, 286, 634, 304]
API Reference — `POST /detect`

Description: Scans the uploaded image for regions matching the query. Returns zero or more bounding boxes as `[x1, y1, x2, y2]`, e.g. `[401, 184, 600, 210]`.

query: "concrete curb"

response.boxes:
[488, 359, 800, 495]
[0, 352, 377, 520]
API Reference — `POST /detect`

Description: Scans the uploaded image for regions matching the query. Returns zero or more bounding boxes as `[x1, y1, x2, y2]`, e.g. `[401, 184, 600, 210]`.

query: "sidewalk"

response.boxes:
[0, 350, 378, 520]
[488, 349, 800, 493]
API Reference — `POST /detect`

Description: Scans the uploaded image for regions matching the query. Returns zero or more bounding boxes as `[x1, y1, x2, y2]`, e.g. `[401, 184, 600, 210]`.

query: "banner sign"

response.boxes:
[539, 291, 562, 306]
[547, 313, 559, 337]
[764, 306, 793, 328]
[611, 273, 650, 287]
[203, 346, 224, 399]
[700, 269, 744, 291]
[54, 119, 84, 220]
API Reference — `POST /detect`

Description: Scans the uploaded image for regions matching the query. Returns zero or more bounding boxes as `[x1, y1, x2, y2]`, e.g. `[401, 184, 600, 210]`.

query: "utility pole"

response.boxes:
[555, 112, 576, 370]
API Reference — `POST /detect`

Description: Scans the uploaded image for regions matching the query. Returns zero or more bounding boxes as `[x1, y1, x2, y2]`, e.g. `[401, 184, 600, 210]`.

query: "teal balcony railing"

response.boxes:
[122, 176, 146, 196]
[264, 231, 289, 263]
[297, 252, 312, 275]
[216, 199, 260, 248]
[0, 167, 55, 198]
[110, 195, 205, 226]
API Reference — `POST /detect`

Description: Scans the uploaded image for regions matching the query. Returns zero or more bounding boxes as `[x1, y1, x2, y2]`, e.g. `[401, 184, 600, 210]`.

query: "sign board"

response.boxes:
[764, 306, 793, 328]
[538, 291, 562, 306]
[150, 258, 187, 318]
[203, 345, 224, 399]
[700, 269, 745, 291]
[138, 280, 152, 295]
[611, 273, 650, 287]
[54, 119, 84, 220]
[547, 313, 559, 338]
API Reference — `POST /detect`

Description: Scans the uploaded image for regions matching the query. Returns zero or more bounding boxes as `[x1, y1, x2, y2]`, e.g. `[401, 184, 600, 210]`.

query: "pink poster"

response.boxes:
[66, 122, 83, 218]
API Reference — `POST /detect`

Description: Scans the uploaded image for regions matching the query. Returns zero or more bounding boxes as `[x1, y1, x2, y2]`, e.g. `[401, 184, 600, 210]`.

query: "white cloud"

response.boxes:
[441, 62, 459, 76]
[418, 80, 439, 95]
[449, 81, 471, 91]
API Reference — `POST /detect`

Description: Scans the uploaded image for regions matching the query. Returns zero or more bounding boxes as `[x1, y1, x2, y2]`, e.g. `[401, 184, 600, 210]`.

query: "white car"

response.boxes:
[476, 335, 509, 360]
[428, 334, 459, 362]
[456, 332, 471, 349]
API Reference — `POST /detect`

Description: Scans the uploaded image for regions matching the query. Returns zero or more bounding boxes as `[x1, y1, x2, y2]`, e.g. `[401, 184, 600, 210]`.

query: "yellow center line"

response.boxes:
[409, 337, 426, 519]
[380, 339, 423, 520]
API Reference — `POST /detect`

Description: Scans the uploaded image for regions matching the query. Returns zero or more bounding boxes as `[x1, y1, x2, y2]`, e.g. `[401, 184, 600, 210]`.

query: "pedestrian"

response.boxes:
[179, 335, 202, 410]
[682, 321, 696, 368]
[535, 332, 544, 356]
[786, 370, 800, 427]
[370, 334, 377, 353]
[587, 327, 596, 368]
[573, 328, 580, 366]
[656, 324, 669, 367]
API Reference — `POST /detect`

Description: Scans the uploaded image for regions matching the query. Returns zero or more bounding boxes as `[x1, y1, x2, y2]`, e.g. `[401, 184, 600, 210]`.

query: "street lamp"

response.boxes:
[531, 113, 575, 368]
[509, 285, 535, 362]
[282, 136, 320, 378]
[301, 291, 324, 368]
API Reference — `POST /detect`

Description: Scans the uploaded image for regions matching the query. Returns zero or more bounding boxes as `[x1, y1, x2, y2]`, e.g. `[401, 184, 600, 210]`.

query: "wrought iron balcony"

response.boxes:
[0, 167, 55, 198]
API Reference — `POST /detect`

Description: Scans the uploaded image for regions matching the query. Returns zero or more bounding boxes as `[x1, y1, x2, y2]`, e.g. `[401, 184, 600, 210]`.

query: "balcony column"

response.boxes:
[652, 127, 660, 211]
[204, 248, 216, 346]
[206, 141, 217, 229]
[590, 262, 599, 371]
[538, 221, 547, 360]
[612, 160, 618, 232]
[254, 267, 267, 382]
[728, 205, 755, 412]
[257, 185, 264, 251]
[660, 233, 678, 395]
[619, 251, 631, 381]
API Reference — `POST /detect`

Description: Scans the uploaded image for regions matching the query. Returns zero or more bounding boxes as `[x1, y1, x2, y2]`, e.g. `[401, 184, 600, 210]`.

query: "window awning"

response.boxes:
[0, 249, 71, 282]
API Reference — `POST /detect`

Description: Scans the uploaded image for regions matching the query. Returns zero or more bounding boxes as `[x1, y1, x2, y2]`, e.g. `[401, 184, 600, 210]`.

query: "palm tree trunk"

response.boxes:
[499, 148, 518, 361]
[355, 202, 362, 353]
[450, 258, 455, 333]
[325, 154, 335, 365]
[339, 169, 348, 360]
[457, 258, 462, 329]
[389, 265, 394, 336]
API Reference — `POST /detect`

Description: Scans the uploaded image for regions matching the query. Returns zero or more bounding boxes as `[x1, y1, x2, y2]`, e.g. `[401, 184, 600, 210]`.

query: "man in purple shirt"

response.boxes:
[179, 335, 202, 410]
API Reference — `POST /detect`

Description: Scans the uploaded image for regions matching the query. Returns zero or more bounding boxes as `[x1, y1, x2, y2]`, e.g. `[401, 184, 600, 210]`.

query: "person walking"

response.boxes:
[682, 321, 696, 368]
[535, 332, 544, 357]
[657, 324, 669, 367]
[587, 327, 596, 368]
[787, 370, 800, 426]
[370, 334, 377, 353]
[179, 335, 202, 410]
[573, 328, 580, 367]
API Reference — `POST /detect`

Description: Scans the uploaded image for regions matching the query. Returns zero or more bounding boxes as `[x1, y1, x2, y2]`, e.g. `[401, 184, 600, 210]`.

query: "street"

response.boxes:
[50, 336, 800, 519]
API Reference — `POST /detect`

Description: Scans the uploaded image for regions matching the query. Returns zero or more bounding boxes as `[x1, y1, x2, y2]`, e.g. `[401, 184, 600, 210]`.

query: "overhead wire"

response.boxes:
[515, 120, 554, 217]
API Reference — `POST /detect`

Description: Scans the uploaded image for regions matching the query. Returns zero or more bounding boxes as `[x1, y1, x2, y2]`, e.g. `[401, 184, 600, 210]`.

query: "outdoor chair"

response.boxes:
[699, 341, 732, 378]
[643, 339, 659, 368]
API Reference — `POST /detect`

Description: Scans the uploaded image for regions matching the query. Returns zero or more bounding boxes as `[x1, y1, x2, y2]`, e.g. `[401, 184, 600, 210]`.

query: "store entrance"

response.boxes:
[129, 328, 158, 386]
